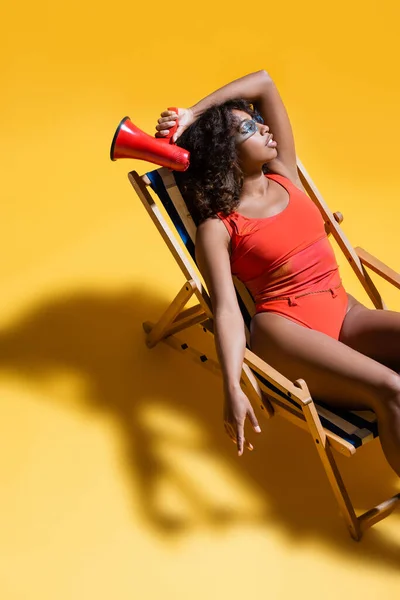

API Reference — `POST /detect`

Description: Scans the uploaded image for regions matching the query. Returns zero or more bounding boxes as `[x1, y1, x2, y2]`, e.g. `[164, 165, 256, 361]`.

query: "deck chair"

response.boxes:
[128, 158, 400, 541]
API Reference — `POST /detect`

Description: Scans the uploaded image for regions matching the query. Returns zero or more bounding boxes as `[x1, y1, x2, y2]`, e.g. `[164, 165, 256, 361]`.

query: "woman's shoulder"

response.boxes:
[196, 214, 233, 239]
[198, 214, 228, 228]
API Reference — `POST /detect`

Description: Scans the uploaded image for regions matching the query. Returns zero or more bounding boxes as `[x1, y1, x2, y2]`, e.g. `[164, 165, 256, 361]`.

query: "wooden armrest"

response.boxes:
[355, 247, 400, 290]
[325, 212, 343, 237]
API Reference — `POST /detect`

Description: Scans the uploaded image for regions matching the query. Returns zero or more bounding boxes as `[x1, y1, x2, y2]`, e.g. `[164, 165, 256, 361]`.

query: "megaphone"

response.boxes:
[110, 106, 190, 171]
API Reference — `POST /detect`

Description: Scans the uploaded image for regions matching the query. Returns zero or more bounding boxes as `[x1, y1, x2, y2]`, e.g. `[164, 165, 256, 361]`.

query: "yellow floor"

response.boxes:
[2, 1, 400, 598]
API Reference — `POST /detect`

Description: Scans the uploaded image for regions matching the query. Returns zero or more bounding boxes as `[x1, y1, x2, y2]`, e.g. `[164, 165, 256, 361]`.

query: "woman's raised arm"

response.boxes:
[155, 70, 298, 178]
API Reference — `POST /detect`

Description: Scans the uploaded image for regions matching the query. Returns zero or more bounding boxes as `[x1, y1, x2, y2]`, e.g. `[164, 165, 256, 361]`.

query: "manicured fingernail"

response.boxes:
[255, 426, 261, 433]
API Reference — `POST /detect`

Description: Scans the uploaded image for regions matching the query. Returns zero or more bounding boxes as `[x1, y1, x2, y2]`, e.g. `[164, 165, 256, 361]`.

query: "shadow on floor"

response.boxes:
[0, 285, 399, 566]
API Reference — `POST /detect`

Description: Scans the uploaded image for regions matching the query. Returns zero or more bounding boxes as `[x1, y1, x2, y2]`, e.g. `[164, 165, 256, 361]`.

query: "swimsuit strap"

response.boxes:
[216, 212, 238, 237]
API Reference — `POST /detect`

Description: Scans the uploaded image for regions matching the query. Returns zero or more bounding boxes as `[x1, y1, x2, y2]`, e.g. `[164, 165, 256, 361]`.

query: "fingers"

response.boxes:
[236, 421, 245, 457]
[247, 405, 262, 434]
[224, 422, 253, 455]
[160, 110, 178, 118]
[224, 422, 236, 444]
[155, 112, 178, 136]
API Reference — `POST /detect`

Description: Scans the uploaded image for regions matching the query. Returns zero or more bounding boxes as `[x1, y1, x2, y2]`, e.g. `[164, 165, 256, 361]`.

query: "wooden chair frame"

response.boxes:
[128, 158, 400, 541]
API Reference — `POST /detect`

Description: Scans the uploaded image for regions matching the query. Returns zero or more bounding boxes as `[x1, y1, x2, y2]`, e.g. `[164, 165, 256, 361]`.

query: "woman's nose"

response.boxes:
[261, 124, 269, 134]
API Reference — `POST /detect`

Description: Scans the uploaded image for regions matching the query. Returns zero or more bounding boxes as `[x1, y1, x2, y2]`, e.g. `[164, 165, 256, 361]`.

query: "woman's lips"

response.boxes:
[266, 135, 277, 147]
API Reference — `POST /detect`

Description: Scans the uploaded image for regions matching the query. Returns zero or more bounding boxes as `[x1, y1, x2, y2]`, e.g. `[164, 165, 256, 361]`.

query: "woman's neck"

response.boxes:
[240, 171, 269, 200]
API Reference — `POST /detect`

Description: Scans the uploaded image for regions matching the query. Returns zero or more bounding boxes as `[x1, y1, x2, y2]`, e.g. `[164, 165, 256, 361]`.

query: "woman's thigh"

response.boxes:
[339, 296, 400, 371]
[250, 310, 400, 413]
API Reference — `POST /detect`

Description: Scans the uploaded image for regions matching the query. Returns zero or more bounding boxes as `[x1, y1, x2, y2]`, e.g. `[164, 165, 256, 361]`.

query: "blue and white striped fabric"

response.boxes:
[146, 168, 379, 449]
[253, 370, 378, 448]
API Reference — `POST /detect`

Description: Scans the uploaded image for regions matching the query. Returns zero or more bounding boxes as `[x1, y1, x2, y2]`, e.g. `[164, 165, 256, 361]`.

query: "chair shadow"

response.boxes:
[0, 286, 399, 568]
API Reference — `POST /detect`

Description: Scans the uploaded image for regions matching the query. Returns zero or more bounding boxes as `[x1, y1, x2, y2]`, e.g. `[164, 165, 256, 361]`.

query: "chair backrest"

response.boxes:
[143, 167, 255, 337]
[129, 158, 386, 333]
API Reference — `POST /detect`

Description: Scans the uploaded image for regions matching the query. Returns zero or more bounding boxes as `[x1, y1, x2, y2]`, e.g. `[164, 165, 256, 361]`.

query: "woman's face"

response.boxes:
[231, 109, 278, 169]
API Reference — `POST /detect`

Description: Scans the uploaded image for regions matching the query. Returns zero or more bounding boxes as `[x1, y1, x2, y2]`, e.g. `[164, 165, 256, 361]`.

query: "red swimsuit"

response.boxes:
[217, 173, 349, 340]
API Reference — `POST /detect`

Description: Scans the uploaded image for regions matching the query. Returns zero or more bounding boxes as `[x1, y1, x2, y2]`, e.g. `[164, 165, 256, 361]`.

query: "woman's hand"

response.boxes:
[154, 107, 195, 143]
[223, 384, 262, 456]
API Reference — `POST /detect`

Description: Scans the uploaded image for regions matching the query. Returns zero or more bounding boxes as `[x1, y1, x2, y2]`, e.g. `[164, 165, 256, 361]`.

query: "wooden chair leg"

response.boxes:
[145, 279, 197, 348]
[161, 304, 208, 338]
[143, 320, 223, 380]
[358, 493, 400, 535]
[294, 380, 362, 541]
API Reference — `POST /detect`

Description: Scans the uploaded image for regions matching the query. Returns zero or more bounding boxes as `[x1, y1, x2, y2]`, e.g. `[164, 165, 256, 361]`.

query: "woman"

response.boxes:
[154, 70, 400, 475]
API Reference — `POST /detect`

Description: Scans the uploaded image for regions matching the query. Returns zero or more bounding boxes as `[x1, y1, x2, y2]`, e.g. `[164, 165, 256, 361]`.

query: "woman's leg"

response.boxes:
[339, 294, 400, 371]
[250, 311, 400, 477]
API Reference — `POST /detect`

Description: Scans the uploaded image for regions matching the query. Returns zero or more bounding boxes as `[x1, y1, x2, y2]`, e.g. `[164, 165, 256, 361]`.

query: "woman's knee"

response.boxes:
[373, 371, 400, 413]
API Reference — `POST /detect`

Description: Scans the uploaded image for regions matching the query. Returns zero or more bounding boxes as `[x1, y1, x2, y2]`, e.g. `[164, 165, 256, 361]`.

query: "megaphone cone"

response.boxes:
[110, 107, 190, 172]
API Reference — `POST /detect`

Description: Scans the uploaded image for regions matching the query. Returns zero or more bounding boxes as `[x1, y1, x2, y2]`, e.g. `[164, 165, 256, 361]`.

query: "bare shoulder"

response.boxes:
[196, 215, 230, 247]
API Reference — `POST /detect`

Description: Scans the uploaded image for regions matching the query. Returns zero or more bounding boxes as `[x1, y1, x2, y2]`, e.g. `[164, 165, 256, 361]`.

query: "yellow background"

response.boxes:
[2, 1, 400, 598]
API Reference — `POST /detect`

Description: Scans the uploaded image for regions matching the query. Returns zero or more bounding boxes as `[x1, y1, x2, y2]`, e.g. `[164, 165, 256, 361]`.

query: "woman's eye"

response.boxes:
[240, 120, 256, 134]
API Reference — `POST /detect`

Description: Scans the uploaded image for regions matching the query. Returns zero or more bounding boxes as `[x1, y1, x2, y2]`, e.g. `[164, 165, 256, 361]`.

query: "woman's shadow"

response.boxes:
[0, 286, 400, 567]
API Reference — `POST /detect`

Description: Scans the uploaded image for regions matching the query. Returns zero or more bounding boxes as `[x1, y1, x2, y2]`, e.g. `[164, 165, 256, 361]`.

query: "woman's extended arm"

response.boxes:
[156, 69, 298, 177]
[195, 218, 261, 456]
[189, 69, 270, 118]
[155, 71, 269, 142]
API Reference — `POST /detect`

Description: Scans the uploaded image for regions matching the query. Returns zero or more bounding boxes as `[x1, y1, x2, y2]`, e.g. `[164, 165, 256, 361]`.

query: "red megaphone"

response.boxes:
[110, 106, 190, 171]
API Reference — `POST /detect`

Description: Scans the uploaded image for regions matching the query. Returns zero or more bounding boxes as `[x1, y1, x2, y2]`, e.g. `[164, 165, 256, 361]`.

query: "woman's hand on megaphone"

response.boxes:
[155, 108, 195, 143]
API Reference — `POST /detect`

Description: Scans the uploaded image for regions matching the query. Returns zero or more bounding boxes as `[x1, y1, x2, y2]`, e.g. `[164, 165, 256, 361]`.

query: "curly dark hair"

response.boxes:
[173, 98, 271, 225]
